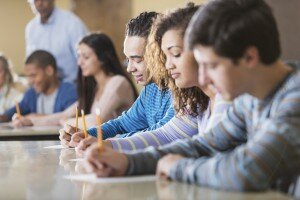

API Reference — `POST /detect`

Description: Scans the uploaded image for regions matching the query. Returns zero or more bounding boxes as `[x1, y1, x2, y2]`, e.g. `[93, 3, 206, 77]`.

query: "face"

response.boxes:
[193, 45, 250, 100]
[31, 0, 54, 19]
[161, 29, 198, 88]
[123, 36, 147, 85]
[77, 43, 102, 77]
[25, 63, 54, 94]
[0, 62, 5, 87]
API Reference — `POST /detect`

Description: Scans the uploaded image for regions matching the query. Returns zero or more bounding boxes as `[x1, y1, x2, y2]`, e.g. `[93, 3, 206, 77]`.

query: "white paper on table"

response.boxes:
[44, 145, 75, 149]
[63, 174, 156, 183]
[69, 158, 84, 162]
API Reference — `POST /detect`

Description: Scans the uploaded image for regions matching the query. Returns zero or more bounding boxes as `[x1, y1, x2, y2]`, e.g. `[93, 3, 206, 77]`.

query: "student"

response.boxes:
[84, 0, 300, 193]
[59, 12, 175, 147]
[0, 54, 23, 114]
[21, 33, 138, 127]
[0, 50, 77, 125]
[76, 3, 230, 152]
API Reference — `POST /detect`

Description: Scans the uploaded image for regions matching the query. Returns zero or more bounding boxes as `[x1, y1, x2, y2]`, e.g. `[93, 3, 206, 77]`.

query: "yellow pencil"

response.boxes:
[75, 106, 79, 132]
[15, 103, 22, 118]
[95, 108, 103, 153]
[81, 109, 88, 138]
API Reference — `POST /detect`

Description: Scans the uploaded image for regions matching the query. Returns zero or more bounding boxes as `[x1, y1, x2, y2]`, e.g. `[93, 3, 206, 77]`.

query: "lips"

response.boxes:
[134, 75, 143, 82]
[171, 73, 180, 79]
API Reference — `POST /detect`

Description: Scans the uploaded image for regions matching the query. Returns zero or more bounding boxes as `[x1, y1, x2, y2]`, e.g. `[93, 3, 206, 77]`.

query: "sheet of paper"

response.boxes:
[69, 158, 84, 162]
[44, 145, 75, 149]
[64, 174, 156, 183]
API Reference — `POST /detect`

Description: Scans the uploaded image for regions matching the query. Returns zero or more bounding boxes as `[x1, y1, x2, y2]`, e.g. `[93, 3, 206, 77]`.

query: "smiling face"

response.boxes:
[161, 29, 199, 89]
[123, 36, 147, 85]
[25, 63, 54, 94]
[77, 43, 102, 77]
[193, 45, 251, 100]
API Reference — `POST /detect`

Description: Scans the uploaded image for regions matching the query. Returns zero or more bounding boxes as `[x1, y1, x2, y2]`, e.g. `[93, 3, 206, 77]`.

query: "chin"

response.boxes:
[175, 80, 191, 89]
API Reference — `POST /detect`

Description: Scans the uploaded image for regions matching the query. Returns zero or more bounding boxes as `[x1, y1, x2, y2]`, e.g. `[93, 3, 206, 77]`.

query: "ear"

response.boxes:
[242, 46, 260, 69]
[45, 65, 54, 76]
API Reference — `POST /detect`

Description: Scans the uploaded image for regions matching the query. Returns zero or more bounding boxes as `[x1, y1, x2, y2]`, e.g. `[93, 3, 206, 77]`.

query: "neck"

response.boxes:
[94, 70, 111, 90]
[248, 60, 292, 99]
[40, 8, 54, 24]
[44, 78, 59, 95]
[208, 92, 216, 111]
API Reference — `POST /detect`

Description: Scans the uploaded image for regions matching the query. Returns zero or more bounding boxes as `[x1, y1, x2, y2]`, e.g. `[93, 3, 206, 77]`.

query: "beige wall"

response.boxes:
[132, 0, 206, 17]
[0, 0, 69, 74]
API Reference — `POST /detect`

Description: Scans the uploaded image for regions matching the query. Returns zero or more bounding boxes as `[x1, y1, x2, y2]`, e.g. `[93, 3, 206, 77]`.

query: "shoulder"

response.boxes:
[23, 87, 37, 100]
[25, 17, 38, 33]
[59, 82, 76, 92]
[57, 8, 85, 25]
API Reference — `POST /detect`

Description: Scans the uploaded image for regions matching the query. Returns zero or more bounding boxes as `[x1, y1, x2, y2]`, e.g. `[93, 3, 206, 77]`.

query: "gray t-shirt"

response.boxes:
[37, 89, 58, 114]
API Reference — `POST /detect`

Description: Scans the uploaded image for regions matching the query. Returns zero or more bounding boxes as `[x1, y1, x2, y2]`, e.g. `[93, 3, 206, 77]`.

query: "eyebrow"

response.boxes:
[129, 55, 143, 59]
[167, 45, 182, 50]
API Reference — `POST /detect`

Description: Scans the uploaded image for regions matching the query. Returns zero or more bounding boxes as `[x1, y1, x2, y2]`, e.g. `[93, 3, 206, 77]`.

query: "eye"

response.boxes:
[133, 57, 144, 64]
[174, 53, 181, 58]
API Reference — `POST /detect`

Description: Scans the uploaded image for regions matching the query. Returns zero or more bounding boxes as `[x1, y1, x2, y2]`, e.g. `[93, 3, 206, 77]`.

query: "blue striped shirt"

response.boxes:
[126, 69, 300, 192]
[88, 83, 174, 139]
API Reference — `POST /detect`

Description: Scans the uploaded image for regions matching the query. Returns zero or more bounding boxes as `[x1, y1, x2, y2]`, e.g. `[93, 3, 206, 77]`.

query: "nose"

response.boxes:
[127, 60, 137, 73]
[165, 57, 175, 70]
[198, 65, 211, 87]
[28, 77, 35, 86]
[77, 58, 82, 67]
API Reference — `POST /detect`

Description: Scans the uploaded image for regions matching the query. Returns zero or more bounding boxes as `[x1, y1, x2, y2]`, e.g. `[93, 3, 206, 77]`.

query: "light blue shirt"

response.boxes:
[25, 7, 88, 82]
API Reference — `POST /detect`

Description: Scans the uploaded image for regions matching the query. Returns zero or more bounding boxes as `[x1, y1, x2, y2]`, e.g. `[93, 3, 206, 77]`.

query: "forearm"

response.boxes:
[110, 115, 199, 151]
[125, 137, 212, 175]
[169, 120, 300, 191]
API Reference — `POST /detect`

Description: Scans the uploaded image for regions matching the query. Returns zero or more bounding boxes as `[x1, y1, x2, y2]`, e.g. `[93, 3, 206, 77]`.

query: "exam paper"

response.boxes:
[64, 174, 156, 183]
[69, 158, 84, 162]
[44, 145, 75, 149]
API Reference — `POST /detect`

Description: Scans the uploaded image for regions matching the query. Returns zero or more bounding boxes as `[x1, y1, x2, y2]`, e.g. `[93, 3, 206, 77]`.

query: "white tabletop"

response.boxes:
[0, 141, 293, 200]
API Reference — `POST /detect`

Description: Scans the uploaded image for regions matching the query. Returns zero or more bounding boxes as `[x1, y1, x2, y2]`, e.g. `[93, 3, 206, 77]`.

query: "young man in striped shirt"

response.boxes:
[84, 0, 300, 193]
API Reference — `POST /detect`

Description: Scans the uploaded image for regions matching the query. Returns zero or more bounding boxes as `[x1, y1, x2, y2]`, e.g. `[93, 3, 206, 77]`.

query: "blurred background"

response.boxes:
[0, 0, 299, 75]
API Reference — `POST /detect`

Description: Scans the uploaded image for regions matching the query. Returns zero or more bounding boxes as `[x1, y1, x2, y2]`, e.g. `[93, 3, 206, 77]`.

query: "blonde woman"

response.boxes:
[0, 55, 23, 114]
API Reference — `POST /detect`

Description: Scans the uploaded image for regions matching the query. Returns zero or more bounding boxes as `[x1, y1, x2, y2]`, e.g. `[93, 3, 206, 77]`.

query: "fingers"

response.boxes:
[63, 124, 76, 134]
[59, 129, 71, 147]
[69, 132, 85, 147]
[77, 136, 97, 151]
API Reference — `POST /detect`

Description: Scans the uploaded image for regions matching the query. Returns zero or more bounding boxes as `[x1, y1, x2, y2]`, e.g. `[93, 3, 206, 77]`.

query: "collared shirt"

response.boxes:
[25, 7, 88, 82]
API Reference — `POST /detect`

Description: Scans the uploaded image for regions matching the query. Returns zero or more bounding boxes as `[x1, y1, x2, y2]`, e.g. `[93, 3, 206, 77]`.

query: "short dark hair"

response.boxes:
[125, 11, 159, 38]
[25, 50, 57, 71]
[186, 0, 281, 64]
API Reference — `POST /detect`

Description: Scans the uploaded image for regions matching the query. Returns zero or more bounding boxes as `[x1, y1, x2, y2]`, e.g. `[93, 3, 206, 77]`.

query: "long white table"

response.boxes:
[0, 141, 293, 200]
[0, 123, 60, 140]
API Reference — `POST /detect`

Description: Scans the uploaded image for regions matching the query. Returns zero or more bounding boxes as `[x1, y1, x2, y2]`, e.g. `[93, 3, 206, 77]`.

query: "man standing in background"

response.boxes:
[25, 0, 88, 83]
